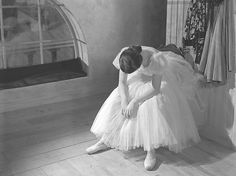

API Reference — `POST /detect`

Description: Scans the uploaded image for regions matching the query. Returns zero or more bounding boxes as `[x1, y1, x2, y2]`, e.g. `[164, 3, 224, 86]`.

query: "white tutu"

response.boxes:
[91, 51, 201, 152]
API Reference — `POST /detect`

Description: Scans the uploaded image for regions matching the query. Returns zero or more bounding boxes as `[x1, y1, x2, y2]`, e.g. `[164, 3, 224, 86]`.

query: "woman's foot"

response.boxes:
[86, 141, 109, 154]
[144, 149, 156, 171]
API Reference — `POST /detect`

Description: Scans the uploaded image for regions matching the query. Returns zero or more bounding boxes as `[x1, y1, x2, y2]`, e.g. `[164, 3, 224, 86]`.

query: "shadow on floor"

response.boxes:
[122, 138, 235, 171]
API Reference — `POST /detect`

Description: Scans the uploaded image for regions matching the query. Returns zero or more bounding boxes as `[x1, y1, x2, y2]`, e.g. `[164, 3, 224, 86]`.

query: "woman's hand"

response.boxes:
[121, 100, 129, 117]
[123, 99, 139, 119]
[118, 69, 130, 118]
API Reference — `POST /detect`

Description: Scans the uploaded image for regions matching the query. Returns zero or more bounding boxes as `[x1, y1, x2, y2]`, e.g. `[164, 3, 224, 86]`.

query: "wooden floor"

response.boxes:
[0, 93, 236, 176]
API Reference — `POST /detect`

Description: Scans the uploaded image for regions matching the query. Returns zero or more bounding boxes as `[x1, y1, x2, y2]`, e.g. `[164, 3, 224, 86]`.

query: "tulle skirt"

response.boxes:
[90, 56, 201, 152]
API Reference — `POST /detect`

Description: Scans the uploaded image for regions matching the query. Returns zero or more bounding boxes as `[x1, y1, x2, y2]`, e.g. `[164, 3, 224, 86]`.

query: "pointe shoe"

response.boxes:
[86, 142, 108, 154]
[144, 150, 156, 171]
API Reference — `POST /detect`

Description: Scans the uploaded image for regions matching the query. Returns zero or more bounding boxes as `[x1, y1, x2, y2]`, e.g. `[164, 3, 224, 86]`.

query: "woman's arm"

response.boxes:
[118, 70, 129, 114]
[134, 74, 162, 104]
[125, 74, 162, 118]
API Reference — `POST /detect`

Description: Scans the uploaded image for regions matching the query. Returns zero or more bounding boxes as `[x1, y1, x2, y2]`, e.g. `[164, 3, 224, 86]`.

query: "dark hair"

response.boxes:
[119, 45, 143, 74]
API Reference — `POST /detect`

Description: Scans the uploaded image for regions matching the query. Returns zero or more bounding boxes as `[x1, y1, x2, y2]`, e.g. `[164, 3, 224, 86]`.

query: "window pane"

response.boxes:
[43, 42, 75, 63]
[40, 3, 73, 41]
[3, 7, 39, 43]
[6, 43, 41, 68]
[2, 0, 37, 6]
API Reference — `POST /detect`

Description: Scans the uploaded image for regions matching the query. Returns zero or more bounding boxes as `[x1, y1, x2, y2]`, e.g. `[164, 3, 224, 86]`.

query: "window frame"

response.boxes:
[0, 0, 87, 69]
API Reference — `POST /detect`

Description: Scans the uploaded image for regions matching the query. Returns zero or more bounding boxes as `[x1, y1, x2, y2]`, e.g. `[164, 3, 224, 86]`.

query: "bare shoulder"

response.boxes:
[141, 46, 158, 62]
[141, 46, 158, 53]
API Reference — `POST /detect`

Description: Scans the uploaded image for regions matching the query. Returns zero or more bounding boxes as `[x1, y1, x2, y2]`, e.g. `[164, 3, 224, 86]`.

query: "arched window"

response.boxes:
[0, 0, 88, 88]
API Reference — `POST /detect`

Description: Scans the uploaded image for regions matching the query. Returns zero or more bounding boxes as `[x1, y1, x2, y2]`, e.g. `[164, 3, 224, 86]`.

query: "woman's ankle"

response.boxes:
[147, 149, 156, 156]
[96, 139, 105, 146]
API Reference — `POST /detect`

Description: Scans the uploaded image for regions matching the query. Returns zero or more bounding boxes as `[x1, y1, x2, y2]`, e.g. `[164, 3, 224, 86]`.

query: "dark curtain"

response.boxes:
[183, 0, 208, 64]
[183, 0, 224, 64]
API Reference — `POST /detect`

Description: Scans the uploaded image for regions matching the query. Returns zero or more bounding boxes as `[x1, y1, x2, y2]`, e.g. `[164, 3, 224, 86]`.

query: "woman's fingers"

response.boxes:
[121, 109, 124, 115]
[122, 101, 139, 119]
[124, 109, 132, 119]
[126, 110, 129, 118]
[122, 107, 135, 119]
[121, 109, 128, 118]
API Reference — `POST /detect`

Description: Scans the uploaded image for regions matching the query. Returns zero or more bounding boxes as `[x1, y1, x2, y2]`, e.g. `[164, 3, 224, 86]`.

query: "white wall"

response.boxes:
[58, 0, 167, 82]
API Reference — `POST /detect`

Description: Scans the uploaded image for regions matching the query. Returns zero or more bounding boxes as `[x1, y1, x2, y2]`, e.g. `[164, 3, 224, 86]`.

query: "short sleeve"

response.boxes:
[112, 47, 128, 69]
[148, 52, 168, 75]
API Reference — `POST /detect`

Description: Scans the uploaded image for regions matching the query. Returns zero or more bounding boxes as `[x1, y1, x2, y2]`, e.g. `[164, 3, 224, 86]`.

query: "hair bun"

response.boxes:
[129, 45, 142, 54]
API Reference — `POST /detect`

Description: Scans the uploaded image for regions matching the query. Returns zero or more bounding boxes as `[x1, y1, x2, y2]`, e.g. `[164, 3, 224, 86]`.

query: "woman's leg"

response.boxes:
[144, 149, 157, 170]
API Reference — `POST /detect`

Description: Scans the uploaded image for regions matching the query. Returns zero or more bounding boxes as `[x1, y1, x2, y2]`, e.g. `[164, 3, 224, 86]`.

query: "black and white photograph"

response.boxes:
[0, 0, 235, 175]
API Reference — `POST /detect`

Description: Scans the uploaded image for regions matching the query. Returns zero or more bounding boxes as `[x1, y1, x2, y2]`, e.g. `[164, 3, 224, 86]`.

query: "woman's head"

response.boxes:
[119, 45, 143, 74]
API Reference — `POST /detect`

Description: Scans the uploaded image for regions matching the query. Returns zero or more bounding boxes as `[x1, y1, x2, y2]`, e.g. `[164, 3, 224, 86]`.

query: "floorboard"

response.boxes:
[0, 93, 235, 176]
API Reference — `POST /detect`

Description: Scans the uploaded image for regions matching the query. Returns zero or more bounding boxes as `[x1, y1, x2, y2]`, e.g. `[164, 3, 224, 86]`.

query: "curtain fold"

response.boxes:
[166, 0, 235, 84]
[199, 0, 235, 83]
[166, 0, 191, 47]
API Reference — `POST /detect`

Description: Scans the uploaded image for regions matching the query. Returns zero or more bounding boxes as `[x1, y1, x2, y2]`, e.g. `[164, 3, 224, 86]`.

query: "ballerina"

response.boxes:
[86, 45, 201, 170]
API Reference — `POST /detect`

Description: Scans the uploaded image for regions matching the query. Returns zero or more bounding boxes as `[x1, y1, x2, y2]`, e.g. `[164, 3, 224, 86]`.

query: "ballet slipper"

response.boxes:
[86, 142, 108, 154]
[144, 150, 156, 171]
